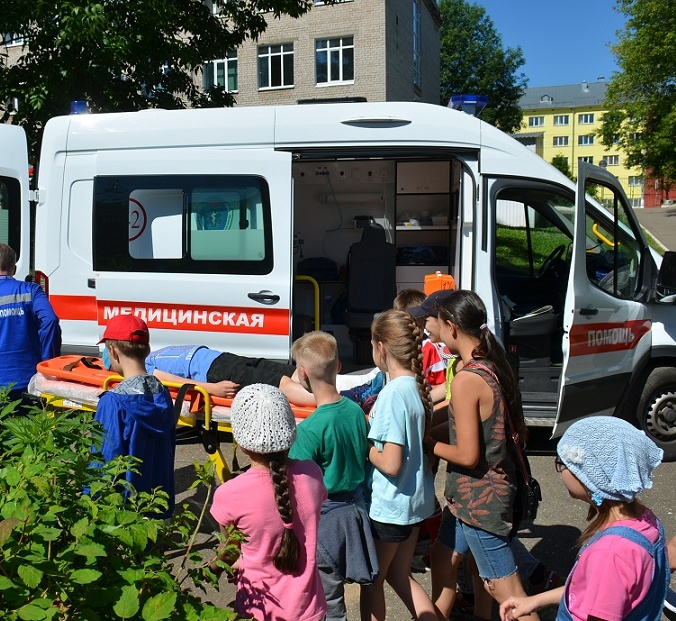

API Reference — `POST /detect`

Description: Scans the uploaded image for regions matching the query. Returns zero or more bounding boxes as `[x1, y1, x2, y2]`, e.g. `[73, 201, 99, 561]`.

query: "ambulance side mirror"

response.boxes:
[657, 251, 676, 301]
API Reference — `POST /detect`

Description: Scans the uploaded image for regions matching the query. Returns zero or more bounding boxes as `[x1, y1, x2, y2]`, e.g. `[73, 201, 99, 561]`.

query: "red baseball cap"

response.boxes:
[97, 314, 150, 344]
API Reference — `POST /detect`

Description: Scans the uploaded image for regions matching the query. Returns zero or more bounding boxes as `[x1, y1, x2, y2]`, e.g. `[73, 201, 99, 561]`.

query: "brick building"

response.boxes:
[202, 0, 441, 106]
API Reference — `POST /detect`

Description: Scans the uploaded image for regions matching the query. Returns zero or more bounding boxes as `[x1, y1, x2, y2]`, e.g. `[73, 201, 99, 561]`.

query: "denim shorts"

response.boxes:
[437, 507, 516, 580]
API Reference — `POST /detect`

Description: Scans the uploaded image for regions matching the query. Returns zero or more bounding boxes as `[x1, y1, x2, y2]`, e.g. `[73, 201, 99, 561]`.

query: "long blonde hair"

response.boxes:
[371, 309, 433, 433]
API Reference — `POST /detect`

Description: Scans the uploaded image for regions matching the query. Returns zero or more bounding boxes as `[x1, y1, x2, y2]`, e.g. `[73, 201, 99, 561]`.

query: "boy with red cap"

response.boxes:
[95, 314, 176, 518]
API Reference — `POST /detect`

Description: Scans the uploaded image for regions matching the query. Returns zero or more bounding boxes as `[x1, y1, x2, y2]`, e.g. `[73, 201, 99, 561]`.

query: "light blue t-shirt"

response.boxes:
[144, 345, 221, 382]
[367, 375, 435, 525]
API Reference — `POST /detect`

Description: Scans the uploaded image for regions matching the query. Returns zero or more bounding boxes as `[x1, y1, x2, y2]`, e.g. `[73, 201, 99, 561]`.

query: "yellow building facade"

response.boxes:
[514, 81, 644, 207]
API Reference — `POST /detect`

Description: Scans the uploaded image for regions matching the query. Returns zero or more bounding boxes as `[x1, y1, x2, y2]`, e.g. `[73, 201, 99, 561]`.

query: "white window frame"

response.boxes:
[605, 155, 620, 166]
[578, 113, 595, 124]
[553, 136, 569, 147]
[578, 156, 594, 164]
[578, 134, 594, 146]
[553, 115, 569, 126]
[628, 176, 643, 187]
[3, 33, 24, 47]
[528, 116, 545, 127]
[316, 36, 354, 86]
[205, 50, 238, 93]
[413, 0, 421, 87]
[258, 43, 294, 90]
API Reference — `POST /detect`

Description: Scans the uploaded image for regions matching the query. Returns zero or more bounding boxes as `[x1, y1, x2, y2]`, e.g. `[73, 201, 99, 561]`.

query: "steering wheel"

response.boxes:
[538, 244, 567, 278]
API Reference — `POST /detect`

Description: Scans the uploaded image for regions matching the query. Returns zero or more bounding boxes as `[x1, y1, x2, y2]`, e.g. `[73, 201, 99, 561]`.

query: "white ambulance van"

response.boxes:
[2, 102, 676, 458]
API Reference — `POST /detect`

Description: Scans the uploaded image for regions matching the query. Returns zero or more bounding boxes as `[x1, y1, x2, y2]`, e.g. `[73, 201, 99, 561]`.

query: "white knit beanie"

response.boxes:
[558, 416, 663, 506]
[230, 383, 297, 454]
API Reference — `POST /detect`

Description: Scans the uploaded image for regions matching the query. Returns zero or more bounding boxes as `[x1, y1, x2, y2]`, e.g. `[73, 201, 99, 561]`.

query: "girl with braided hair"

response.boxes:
[360, 309, 438, 621]
[426, 290, 538, 621]
[209, 384, 327, 621]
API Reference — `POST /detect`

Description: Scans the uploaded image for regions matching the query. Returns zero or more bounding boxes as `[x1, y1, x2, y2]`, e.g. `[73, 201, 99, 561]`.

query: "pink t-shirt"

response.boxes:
[565, 510, 660, 621]
[210, 459, 328, 621]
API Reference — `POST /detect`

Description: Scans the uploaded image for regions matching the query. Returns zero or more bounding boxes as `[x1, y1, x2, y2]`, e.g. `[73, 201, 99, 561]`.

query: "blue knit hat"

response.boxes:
[557, 416, 663, 506]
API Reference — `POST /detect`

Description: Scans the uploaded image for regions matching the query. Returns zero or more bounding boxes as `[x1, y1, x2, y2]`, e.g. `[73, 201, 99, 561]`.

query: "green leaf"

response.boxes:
[74, 541, 107, 558]
[114, 584, 140, 619]
[141, 592, 177, 621]
[18, 564, 44, 589]
[70, 517, 90, 539]
[70, 568, 102, 584]
[0, 517, 21, 544]
[3, 466, 21, 486]
[17, 604, 47, 620]
[0, 575, 17, 589]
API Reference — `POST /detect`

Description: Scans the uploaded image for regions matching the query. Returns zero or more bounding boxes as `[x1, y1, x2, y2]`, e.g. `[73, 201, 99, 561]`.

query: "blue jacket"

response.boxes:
[95, 376, 176, 518]
[0, 277, 61, 392]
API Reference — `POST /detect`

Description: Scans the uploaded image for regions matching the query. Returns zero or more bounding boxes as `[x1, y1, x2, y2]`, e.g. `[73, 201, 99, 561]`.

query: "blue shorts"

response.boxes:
[437, 507, 517, 580]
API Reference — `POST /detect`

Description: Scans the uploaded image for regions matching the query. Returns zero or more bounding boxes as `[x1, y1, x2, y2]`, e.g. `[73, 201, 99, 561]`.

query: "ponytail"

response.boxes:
[268, 452, 300, 574]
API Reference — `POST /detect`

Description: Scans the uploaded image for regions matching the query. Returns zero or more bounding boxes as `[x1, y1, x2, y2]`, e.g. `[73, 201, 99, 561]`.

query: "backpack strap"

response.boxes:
[587, 524, 657, 556]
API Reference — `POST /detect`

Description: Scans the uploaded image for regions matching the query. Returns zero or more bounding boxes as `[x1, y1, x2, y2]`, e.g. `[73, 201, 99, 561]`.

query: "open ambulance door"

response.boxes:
[91, 148, 294, 360]
[0, 125, 30, 278]
[553, 162, 656, 437]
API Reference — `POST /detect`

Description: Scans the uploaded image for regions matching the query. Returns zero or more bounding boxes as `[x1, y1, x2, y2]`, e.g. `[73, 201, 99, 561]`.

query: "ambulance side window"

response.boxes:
[0, 177, 21, 257]
[94, 175, 273, 274]
[583, 189, 642, 299]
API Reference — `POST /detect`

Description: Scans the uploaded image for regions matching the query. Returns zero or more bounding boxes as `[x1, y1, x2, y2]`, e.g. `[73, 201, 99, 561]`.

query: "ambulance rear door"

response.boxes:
[554, 162, 656, 435]
[92, 148, 294, 360]
[0, 125, 30, 278]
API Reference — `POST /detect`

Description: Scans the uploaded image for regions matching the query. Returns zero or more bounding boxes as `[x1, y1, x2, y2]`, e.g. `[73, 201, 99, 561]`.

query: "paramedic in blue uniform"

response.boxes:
[0, 244, 61, 404]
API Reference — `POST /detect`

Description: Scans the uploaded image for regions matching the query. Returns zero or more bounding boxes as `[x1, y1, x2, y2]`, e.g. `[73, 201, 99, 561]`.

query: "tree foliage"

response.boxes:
[439, 0, 527, 133]
[0, 398, 241, 620]
[551, 154, 574, 180]
[0, 0, 319, 153]
[599, 0, 676, 190]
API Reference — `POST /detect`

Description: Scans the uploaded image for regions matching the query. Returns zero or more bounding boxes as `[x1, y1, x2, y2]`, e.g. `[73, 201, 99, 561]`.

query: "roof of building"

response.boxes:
[520, 81, 608, 110]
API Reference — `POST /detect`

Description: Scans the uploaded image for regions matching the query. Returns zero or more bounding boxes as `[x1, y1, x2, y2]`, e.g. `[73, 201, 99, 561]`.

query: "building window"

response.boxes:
[630, 197, 643, 208]
[578, 134, 594, 146]
[528, 116, 544, 127]
[258, 43, 294, 89]
[578, 113, 595, 124]
[540, 95, 553, 103]
[630, 132, 641, 141]
[316, 37, 354, 85]
[578, 156, 594, 164]
[628, 176, 643, 187]
[553, 136, 569, 147]
[605, 155, 620, 166]
[204, 50, 238, 92]
[413, 0, 421, 87]
[553, 115, 569, 126]
[3, 33, 23, 46]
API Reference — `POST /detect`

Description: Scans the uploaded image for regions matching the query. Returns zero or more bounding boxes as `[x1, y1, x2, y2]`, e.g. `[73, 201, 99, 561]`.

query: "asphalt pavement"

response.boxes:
[635, 204, 676, 251]
[173, 427, 676, 621]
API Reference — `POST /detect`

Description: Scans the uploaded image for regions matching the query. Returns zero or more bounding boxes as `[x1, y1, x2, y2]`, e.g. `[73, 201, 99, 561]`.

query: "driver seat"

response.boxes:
[504, 301, 558, 366]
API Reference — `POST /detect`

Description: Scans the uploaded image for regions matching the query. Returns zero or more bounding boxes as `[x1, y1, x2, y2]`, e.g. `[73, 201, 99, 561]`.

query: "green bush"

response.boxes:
[0, 399, 241, 621]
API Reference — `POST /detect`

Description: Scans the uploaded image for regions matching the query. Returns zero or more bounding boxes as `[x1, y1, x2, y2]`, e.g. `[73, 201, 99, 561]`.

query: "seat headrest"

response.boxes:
[360, 223, 386, 245]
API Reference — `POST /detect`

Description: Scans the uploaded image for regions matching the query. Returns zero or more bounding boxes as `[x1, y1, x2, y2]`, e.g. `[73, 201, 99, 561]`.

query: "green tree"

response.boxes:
[599, 0, 676, 192]
[551, 154, 574, 180]
[439, 0, 527, 133]
[0, 400, 242, 620]
[0, 0, 323, 152]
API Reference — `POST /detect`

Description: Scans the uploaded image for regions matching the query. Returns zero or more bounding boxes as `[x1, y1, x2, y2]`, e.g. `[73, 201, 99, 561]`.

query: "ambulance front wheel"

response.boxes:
[636, 366, 676, 461]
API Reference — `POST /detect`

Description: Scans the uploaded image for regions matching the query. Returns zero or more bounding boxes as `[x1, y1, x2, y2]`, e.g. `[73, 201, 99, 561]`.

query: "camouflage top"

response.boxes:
[444, 359, 517, 538]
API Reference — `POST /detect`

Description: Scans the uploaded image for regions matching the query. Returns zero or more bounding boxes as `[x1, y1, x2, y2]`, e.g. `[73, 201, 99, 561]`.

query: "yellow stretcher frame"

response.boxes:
[40, 377, 237, 484]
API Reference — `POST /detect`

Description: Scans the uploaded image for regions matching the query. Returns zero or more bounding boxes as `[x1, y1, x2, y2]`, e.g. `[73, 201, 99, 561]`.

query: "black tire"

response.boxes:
[636, 366, 676, 461]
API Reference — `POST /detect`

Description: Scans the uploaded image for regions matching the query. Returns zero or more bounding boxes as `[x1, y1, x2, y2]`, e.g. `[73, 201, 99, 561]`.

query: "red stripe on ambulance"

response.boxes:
[51, 295, 289, 335]
[569, 319, 651, 357]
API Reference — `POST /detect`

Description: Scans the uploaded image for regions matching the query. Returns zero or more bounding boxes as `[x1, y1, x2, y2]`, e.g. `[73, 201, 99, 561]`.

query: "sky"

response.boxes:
[471, 0, 627, 88]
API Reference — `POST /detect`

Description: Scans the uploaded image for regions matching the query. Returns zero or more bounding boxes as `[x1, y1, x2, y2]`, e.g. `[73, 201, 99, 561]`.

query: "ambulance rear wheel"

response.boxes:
[636, 367, 676, 461]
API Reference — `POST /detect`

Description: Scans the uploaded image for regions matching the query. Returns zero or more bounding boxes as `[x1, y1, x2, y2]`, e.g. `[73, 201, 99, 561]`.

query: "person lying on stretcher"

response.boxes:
[102, 343, 383, 409]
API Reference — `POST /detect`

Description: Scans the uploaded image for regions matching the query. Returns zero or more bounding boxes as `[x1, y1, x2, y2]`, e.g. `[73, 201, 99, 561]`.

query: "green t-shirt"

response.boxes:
[289, 396, 368, 495]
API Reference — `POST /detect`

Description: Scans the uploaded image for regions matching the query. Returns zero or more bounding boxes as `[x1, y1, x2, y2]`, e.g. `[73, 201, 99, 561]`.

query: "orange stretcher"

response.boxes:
[31, 355, 316, 483]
